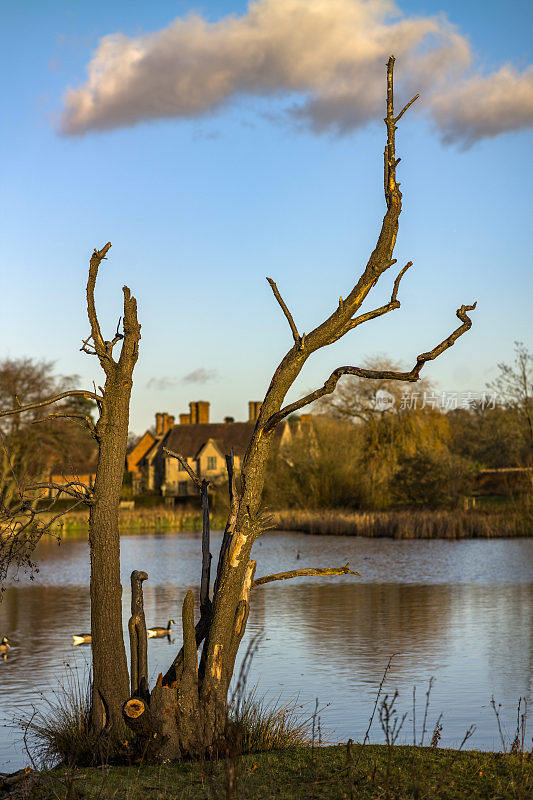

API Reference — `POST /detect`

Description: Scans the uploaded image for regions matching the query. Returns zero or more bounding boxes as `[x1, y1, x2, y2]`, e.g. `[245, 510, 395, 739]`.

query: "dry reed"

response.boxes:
[270, 507, 531, 539]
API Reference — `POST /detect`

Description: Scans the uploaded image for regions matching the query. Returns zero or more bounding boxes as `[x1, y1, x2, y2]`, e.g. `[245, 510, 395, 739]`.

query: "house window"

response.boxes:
[207, 456, 217, 470]
[178, 481, 189, 495]
[180, 461, 188, 473]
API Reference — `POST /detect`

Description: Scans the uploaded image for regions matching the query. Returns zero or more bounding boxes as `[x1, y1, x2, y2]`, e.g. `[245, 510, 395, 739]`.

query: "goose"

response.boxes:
[0, 636, 10, 653]
[147, 619, 175, 638]
[72, 633, 92, 646]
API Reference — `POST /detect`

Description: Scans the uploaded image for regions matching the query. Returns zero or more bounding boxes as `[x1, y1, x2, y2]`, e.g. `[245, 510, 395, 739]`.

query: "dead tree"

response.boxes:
[0, 243, 141, 737]
[128, 570, 149, 697]
[123, 56, 475, 759]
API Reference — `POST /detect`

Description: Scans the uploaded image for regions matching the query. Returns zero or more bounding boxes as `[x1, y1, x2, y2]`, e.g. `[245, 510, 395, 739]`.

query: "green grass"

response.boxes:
[29, 507, 230, 534]
[15, 662, 532, 799]
[6, 501, 531, 539]
[28, 744, 532, 799]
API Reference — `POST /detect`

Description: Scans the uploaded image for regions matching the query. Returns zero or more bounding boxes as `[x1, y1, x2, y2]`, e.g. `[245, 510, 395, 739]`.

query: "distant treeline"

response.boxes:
[259, 345, 533, 513]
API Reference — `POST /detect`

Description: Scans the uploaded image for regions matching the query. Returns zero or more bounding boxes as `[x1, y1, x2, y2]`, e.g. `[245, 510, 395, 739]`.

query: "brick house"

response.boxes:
[129, 400, 296, 500]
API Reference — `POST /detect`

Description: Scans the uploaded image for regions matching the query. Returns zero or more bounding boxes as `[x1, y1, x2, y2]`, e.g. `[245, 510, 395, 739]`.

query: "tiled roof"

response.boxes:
[161, 421, 284, 460]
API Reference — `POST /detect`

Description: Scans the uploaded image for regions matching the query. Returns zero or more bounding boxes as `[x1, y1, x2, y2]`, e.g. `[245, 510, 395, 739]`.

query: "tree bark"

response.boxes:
[85, 245, 141, 737]
[89, 383, 133, 733]
[128, 570, 149, 697]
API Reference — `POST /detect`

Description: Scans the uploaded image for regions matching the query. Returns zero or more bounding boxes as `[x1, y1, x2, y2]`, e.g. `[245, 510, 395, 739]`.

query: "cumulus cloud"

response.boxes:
[431, 65, 533, 147]
[60, 0, 533, 146]
[181, 368, 218, 384]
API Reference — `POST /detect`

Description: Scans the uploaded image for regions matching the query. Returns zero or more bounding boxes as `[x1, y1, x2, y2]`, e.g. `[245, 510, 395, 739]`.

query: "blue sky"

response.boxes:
[2, 1, 532, 433]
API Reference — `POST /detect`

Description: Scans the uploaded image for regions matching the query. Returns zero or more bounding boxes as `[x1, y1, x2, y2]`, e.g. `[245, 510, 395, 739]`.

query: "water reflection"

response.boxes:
[0, 531, 532, 769]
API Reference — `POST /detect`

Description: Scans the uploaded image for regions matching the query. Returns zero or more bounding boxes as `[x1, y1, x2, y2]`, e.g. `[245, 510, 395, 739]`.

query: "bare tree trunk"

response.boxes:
[128, 570, 149, 697]
[0, 244, 141, 740]
[85, 245, 141, 735]
[89, 385, 133, 733]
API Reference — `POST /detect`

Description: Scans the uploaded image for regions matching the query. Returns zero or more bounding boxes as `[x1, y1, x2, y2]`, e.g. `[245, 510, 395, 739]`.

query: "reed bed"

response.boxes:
[270, 507, 532, 539]
[9, 505, 530, 539]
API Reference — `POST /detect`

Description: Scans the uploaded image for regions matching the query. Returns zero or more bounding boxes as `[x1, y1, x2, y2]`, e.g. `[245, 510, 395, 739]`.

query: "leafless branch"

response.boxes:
[394, 93, 420, 123]
[213, 449, 238, 601]
[1, 495, 86, 590]
[0, 390, 104, 420]
[31, 412, 97, 439]
[163, 447, 203, 489]
[162, 448, 212, 635]
[333, 261, 412, 340]
[86, 243, 112, 360]
[253, 562, 360, 587]
[266, 277, 301, 346]
[265, 302, 476, 430]
[261, 57, 408, 368]
[80, 333, 98, 356]
[118, 286, 141, 368]
[27, 478, 93, 501]
[199, 478, 212, 617]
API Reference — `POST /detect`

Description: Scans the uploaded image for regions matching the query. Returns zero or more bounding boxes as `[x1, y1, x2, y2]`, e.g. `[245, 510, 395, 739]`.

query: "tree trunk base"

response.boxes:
[123, 677, 228, 762]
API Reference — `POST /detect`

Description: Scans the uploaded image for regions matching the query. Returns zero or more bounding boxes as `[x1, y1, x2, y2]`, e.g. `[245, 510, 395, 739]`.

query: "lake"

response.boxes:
[0, 530, 532, 770]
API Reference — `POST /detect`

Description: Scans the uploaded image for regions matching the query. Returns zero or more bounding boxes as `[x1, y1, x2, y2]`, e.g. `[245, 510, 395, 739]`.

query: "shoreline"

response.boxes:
[5, 505, 530, 538]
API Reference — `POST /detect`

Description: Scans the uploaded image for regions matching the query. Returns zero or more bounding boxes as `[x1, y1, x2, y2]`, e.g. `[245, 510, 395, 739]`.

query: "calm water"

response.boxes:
[0, 531, 532, 770]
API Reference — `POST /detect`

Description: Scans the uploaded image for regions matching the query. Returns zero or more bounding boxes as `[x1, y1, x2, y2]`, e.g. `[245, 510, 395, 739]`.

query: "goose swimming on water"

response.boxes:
[147, 619, 175, 638]
[71, 619, 175, 645]
[0, 636, 10, 653]
[72, 634, 91, 646]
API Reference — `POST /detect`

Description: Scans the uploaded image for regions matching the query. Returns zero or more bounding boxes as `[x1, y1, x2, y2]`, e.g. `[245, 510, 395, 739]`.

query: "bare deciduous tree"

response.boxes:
[122, 56, 475, 759]
[488, 341, 533, 457]
[0, 243, 140, 738]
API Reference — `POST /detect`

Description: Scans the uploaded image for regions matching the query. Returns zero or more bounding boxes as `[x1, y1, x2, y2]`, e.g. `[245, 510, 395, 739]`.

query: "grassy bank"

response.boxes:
[6, 504, 531, 538]
[22, 744, 532, 799]
[30, 507, 230, 534]
[272, 507, 532, 538]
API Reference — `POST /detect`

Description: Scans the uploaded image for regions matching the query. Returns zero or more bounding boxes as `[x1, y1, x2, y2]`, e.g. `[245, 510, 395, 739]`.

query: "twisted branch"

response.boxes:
[86, 243, 111, 360]
[265, 302, 476, 430]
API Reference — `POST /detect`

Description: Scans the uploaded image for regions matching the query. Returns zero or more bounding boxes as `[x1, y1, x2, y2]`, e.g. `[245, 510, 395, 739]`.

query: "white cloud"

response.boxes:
[59, 0, 533, 146]
[431, 64, 533, 147]
[181, 368, 218, 384]
[146, 376, 177, 390]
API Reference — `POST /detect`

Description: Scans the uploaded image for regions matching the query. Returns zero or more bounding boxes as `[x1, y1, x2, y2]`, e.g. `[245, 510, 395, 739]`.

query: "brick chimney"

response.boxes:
[179, 413, 191, 425]
[224, 416, 235, 424]
[162, 413, 175, 434]
[155, 412, 164, 436]
[248, 401, 262, 422]
[190, 401, 210, 424]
